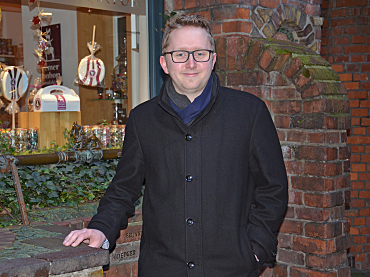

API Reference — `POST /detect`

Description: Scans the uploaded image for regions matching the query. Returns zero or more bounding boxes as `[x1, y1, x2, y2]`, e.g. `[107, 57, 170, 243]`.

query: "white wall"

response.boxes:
[21, 5, 78, 95]
[1, 11, 23, 48]
[131, 14, 148, 108]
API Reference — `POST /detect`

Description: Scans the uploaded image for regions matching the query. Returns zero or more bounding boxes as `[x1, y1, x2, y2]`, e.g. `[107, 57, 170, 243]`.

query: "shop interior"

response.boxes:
[0, 0, 148, 130]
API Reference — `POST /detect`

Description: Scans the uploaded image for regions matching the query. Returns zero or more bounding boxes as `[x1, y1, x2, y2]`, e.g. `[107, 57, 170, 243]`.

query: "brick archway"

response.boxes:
[215, 36, 351, 276]
[250, 4, 323, 53]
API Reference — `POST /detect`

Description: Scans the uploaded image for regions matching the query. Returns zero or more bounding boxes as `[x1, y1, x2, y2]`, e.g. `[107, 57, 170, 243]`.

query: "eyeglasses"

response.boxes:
[163, 49, 214, 63]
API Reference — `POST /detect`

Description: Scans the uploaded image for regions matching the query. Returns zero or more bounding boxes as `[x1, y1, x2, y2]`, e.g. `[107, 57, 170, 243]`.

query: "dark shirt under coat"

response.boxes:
[88, 72, 288, 277]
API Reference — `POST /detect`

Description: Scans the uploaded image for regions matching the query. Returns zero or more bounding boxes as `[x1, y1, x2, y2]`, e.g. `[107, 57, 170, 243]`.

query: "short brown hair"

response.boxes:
[161, 14, 215, 55]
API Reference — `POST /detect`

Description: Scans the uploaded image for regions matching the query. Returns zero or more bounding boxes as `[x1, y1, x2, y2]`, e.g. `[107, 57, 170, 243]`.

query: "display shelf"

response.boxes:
[90, 98, 128, 101]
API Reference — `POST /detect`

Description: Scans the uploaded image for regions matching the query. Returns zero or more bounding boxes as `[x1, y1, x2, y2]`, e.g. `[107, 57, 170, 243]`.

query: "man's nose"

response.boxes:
[186, 53, 196, 68]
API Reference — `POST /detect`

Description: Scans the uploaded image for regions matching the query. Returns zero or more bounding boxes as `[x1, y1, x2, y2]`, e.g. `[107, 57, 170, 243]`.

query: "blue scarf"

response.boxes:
[169, 75, 212, 125]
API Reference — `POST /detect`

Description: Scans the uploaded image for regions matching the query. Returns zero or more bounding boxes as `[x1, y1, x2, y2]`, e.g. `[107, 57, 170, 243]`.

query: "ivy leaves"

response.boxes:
[0, 159, 118, 222]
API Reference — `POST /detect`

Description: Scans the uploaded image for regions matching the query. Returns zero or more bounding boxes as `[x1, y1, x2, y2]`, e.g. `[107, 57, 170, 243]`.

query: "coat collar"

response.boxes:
[158, 71, 221, 127]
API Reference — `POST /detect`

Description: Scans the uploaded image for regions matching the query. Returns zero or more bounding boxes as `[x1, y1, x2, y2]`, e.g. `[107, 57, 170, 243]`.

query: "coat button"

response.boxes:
[186, 175, 193, 182]
[186, 218, 194, 225]
[187, 262, 195, 269]
[185, 134, 192, 141]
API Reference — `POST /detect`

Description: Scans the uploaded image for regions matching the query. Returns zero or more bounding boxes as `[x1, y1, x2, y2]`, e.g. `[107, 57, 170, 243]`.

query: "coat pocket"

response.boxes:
[240, 226, 258, 272]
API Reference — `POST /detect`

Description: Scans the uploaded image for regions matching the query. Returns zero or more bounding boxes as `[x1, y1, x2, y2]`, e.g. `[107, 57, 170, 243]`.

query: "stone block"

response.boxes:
[0, 257, 50, 277]
[34, 245, 109, 275]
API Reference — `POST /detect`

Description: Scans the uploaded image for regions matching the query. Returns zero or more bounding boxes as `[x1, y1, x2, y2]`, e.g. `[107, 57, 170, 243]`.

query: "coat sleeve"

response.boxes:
[87, 110, 145, 251]
[247, 101, 288, 265]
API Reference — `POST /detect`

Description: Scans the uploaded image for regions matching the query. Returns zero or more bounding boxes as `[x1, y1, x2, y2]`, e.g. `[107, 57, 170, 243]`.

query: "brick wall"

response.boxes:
[165, 0, 351, 276]
[321, 0, 370, 271]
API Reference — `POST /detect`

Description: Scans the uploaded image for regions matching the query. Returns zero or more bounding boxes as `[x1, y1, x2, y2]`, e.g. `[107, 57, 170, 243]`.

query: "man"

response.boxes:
[64, 14, 288, 277]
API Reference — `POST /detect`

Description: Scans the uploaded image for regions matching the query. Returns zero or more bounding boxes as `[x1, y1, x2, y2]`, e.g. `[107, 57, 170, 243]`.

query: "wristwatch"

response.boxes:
[101, 238, 110, 250]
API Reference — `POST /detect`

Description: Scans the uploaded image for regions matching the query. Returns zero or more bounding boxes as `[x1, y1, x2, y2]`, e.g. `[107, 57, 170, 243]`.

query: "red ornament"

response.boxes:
[38, 39, 48, 50]
[32, 15, 40, 25]
[37, 57, 46, 68]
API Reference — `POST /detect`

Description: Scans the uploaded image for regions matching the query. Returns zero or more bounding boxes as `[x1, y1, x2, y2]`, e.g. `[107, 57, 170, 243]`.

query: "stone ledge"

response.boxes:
[0, 223, 109, 276]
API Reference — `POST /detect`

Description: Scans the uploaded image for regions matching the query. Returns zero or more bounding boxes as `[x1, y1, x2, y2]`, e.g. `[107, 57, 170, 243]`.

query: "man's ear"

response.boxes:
[212, 52, 217, 70]
[160, 55, 169, 74]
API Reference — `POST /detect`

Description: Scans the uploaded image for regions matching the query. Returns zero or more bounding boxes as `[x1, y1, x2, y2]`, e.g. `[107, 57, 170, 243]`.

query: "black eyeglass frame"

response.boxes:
[163, 49, 214, 63]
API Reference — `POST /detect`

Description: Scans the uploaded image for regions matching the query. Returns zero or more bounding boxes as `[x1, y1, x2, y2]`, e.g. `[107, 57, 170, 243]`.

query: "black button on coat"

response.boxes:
[88, 73, 288, 277]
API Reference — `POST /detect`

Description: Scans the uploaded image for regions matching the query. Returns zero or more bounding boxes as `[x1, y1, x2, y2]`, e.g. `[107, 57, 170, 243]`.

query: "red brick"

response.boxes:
[308, 132, 324, 143]
[277, 249, 304, 265]
[360, 227, 370, 235]
[296, 207, 330, 221]
[331, 64, 343, 72]
[306, 253, 343, 269]
[118, 224, 142, 244]
[353, 218, 366, 226]
[291, 176, 335, 192]
[329, 46, 342, 54]
[213, 7, 250, 21]
[336, 175, 350, 189]
[279, 220, 304, 235]
[345, 45, 370, 54]
[330, 9, 346, 17]
[352, 55, 366, 62]
[348, 90, 367, 99]
[290, 267, 337, 277]
[333, 55, 349, 63]
[361, 64, 370, 71]
[360, 191, 370, 198]
[345, 82, 359, 90]
[338, 73, 352, 81]
[260, 0, 280, 8]
[359, 209, 370, 216]
[292, 237, 335, 255]
[277, 233, 292, 249]
[105, 263, 132, 277]
[353, 236, 366, 244]
[285, 160, 303, 174]
[351, 109, 369, 117]
[352, 163, 366, 172]
[305, 221, 342, 239]
[184, 0, 197, 8]
[289, 191, 303, 205]
[331, 18, 353, 27]
[352, 199, 365, 207]
[343, 26, 358, 35]
[359, 173, 370, 181]
[353, 74, 369, 81]
[304, 192, 343, 208]
[271, 88, 300, 100]
[272, 101, 301, 114]
[286, 130, 306, 142]
[294, 146, 338, 161]
[222, 21, 252, 34]
[304, 161, 342, 176]
[352, 35, 365, 44]
[199, 0, 215, 7]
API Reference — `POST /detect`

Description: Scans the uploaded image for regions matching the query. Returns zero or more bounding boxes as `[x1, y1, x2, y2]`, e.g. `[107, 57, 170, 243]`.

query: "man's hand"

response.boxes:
[63, 228, 106, 248]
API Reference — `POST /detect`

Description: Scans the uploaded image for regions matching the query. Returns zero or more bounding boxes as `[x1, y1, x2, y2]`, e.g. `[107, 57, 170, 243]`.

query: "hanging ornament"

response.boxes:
[37, 57, 46, 69]
[38, 38, 48, 51]
[30, 0, 53, 70]
[32, 15, 41, 26]
[0, 65, 30, 129]
[76, 26, 106, 87]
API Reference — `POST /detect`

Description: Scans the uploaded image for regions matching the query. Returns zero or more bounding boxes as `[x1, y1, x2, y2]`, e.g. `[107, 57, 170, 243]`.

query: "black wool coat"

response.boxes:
[88, 72, 288, 277]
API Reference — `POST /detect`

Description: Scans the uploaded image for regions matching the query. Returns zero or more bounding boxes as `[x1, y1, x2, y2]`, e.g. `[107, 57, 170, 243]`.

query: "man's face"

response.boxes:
[160, 27, 217, 101]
